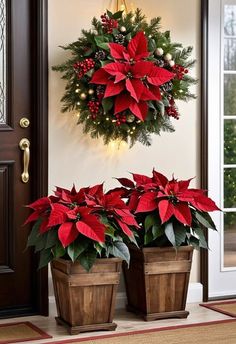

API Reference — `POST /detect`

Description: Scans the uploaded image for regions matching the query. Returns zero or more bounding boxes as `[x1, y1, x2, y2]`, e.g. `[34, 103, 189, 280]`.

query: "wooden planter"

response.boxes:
[123, 246, 193, 321]
[51, 258, 122, 335]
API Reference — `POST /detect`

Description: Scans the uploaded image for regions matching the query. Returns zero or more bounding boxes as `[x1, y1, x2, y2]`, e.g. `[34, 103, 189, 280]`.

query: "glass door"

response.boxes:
[208, 0, 236, 298]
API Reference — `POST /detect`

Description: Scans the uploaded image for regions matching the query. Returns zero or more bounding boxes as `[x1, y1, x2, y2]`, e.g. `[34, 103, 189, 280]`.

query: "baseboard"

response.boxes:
[49, 283, 203, 312]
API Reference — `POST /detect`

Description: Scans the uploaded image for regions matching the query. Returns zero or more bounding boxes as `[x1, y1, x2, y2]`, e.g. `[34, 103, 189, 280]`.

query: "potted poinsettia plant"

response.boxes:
[25, 183, 139, 335]
[116, 169, 219, 321]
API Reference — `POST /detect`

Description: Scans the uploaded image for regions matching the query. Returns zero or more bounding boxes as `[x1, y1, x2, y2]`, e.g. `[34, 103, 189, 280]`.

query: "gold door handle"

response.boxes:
[19, 138, 30, 183]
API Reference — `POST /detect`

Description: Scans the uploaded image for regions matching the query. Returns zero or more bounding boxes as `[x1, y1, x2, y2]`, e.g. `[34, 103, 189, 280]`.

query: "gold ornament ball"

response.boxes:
[126, 114, 135, 123]
[80, 92, 87, 100]
[120, 26, 126, 33]
[88, 89, 94, 95]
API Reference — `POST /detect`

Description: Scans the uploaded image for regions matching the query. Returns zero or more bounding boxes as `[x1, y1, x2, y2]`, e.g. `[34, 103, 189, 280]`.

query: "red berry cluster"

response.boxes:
[166, 99, 179, 119]
[172, 64, 188, 80]
[88, 100, 100, 119]
[101, 13, 118, 34]
[74, 58, 95, 79]
[115, 113, 126, 126]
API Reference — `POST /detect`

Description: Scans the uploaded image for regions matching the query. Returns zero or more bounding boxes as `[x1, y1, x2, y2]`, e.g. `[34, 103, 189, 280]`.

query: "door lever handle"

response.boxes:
[19, 138, 30, 183]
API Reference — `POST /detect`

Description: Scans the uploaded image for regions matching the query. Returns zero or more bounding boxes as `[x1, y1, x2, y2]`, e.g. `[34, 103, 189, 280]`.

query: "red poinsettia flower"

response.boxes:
[90, 32, 174, 120]
[86, 189, 139, 237]
[135, 171, 220, 226]
[24, 196, 56, 234]
[109, 31, 150, 62]
[48, 204, 106, 247]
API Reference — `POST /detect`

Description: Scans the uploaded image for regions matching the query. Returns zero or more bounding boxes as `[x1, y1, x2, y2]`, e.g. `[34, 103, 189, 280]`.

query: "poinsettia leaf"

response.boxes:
[48, 203, 68, 228]
[165, 222, 176, 247]
[67, 239, 89, 262]
[191, 195, 220, 212]
[45, 228, 58, 249]
[152, 225, 165, 240]
[108, 241, 130, 265]
[127, 31, 149, 60]
[78, 250, 97, 272]
[173, 223, 187, 247]
[116, 177, 135, 188]
[152, 169, 168, 188]
[105, 226, 116, 239]
[27, 219, 42, 247]
[27, 197, 50, 210]
[34, 232, 48, 253]
[174, 203, 192, 226]
[53, 242, 66, 258]
[144, 230, 154, 245]
[108, 43, 126, 59]
[194, 211, 217, 230]
[102, 97, 113, 112]
[188, 235, 200, 249]
[193, 228, 208, 249]
[58, 222, 78, 248]
[136, 192, 158, 213]
[76, 216, 105, 243]
[116, 218, 133, 237]
[144, 213, 159, 232]
[158, 199, 174, 223]
[38, 248, 53, 270]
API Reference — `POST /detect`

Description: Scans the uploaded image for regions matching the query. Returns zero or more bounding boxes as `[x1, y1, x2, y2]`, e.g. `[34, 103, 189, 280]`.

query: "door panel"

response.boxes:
[0, 0, 48, 316]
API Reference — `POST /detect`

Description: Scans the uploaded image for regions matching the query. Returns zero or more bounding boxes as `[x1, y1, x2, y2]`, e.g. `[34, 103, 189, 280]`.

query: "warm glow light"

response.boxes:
[108, 139, 128, 152]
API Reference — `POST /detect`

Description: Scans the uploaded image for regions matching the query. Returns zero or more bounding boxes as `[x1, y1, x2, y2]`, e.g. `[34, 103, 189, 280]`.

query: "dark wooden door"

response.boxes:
[0, 0, 48, 317]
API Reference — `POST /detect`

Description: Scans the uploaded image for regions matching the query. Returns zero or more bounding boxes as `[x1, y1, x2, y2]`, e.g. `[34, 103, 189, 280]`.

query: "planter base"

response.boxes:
[126, 305, 189, 321]
[55, 317, 117, 335]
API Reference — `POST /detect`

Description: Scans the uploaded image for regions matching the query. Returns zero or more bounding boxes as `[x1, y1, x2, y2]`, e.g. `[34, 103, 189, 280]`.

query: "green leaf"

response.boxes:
[53, 242, 66, 259]
[27, 219, 42, 247]
[105, 226, 116, 239]
[193, 228, 208, 249]
[84, 48, 93, 56]
[113, 11, 123, 19]
[67, 239, 89, 262]
[152, 225, 165, 240]
[195, 211, 217, 230]
[94, 36, 110, 51]
[144, 214, 159, 232]
[188, 235, 200, 249]
[94, 242, 105, 256]
[125, 33, 132, 41]
[34, 232, 48, 253]
[45, 228, 58, 249]
[144, 230, 154, 245]
[101, 60, 111, 67]
[106, 9, 113, 18]
[102, 97, 113, 112]
[78, 250, 97, 272]
[148, 38, 156, 51]
[38, 249, 53, 269]
[165, 222, 176, 247]
[85, 68, 94, 78]
[108, 241, 130, 265]
[173, 223, 187, 247]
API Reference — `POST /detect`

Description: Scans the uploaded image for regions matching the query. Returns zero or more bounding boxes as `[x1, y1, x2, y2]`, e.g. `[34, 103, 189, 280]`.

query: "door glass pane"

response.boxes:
[224, 212, 236, 267]
[224, 38, 236, 70]
[0, 0, 6, 125]
[224, 168, 236, 208]
[224, 120, 236, 164]
[224, 75, 236, 115]
[224, 5, 236, 36]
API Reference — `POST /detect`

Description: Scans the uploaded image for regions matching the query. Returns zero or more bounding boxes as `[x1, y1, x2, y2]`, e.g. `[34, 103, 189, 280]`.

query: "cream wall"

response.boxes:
[48, 0, 201, 282]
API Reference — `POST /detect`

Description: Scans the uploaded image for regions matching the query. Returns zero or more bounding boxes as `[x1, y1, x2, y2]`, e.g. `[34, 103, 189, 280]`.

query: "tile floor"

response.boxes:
[0, 301, 234, 344]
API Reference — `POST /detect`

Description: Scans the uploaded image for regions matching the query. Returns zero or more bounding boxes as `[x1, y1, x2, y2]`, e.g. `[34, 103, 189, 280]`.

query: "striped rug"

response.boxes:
[200, 300, 236, 317]
[48, 319, 236, 344]
[0, 321, 51, 343]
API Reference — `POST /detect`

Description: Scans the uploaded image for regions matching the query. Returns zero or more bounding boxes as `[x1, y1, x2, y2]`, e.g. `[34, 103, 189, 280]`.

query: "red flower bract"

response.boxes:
[91, 31, 174, 121]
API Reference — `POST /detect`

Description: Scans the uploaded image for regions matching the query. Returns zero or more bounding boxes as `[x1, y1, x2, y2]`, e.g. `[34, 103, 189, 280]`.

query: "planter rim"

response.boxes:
[128, 245, 194, 253]
[52, 257, 122, 266]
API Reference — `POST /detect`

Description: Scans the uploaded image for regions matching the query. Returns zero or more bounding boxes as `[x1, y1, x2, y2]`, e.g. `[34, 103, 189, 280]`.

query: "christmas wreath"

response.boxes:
[53, 9, 196, 146]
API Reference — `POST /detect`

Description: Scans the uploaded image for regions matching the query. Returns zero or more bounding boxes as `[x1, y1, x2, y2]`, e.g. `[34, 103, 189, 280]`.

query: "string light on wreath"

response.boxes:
[53, 8, 196, 147]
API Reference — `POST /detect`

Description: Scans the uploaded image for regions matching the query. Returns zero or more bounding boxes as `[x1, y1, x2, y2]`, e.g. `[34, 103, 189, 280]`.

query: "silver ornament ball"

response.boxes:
[164, 53, 172, 61]
[155, 47, 164, 56]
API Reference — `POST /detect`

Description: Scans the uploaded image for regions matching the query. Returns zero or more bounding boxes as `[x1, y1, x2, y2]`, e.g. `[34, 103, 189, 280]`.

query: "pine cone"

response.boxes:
[115, 34, 125, 45]
[95, 50, 107, 60]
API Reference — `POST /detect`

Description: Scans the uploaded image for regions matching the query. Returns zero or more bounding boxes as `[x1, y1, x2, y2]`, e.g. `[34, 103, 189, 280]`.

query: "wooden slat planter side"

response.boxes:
[123, 246, 193, 321]
[51, 258, 122, 335]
